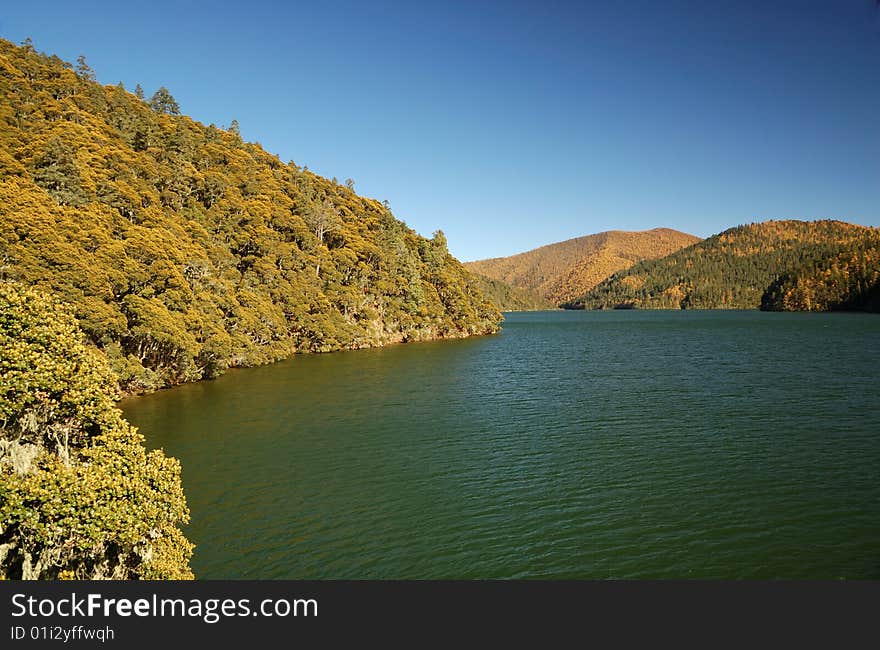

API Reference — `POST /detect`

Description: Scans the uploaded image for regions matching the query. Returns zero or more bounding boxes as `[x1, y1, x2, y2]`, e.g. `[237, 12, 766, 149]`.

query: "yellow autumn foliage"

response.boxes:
[0, 281, 193, 579]
[0, 38, 500, 394]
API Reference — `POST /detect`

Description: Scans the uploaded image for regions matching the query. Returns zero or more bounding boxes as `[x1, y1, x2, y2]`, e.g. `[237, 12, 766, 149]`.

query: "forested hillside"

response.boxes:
[465, 228, 699, 305]
[567, 220, 880, 311]
[761, 237, 880, 312]
[0, 38, 501, 394]
[470, 273, 554, 311]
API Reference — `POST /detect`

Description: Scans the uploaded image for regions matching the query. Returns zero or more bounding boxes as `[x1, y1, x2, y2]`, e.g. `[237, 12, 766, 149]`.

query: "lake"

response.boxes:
[121, 310, 880, 579]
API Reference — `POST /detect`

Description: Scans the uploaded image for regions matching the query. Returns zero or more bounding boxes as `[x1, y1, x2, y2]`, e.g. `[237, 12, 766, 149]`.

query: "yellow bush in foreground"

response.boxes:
[0, 281, 192, 579]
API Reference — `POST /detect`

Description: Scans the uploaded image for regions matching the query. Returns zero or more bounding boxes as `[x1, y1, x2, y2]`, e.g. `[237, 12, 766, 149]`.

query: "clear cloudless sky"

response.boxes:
[1, 1, 878, 260]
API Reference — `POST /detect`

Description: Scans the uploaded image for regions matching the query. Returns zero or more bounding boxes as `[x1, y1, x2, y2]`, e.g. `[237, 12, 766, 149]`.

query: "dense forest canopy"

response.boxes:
[0, 38, 501, 394]
[567, 220, 880, 311]
[761, 238, 880, 312]
[465, 228, 700, 306]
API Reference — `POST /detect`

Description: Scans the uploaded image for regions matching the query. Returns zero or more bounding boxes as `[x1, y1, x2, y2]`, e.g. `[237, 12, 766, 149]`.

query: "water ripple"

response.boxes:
[123, 310, 880, 579]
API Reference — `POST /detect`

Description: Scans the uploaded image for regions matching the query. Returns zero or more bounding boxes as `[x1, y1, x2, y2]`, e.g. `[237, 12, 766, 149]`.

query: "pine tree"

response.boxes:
[75, 55, 95, 81]
[149, 86, 180, 115]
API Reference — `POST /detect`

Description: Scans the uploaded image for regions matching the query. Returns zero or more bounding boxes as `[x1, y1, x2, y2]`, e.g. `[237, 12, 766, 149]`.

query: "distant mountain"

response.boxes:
[470, 273, 555, 311]
[566, 220, 880, 311]
[465, 228, 700, 306]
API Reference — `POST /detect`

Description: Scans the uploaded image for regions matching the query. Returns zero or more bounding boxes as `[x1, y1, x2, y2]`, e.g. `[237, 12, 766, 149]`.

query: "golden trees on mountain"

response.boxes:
[0, 38, 500, 394]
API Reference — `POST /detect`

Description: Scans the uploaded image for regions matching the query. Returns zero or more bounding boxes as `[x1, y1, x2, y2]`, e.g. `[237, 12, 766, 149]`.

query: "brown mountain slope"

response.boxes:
[465, 228, 701, 305]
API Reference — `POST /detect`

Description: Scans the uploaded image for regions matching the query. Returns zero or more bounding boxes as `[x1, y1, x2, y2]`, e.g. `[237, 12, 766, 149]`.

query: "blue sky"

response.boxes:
[2, 1, 879, 260]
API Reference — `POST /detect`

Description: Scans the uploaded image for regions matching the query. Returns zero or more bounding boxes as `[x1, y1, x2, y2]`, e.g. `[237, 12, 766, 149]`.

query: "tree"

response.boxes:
[421, 230, 449, 270]
[150, 86, 180, 115]
[345, 178, 355, 191]
[229, 119, 240, 136]
[32, 138, 87, 206]
[307, 195, 341, 245]
[432, 229, 448, 252]
[75, 55, 95, 81]
[134, 83, 145, 100]
[133, 129, 150, 151]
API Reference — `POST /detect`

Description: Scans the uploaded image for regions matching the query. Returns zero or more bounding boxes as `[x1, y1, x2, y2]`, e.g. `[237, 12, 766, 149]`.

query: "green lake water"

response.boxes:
[121, 310, 880, 579]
